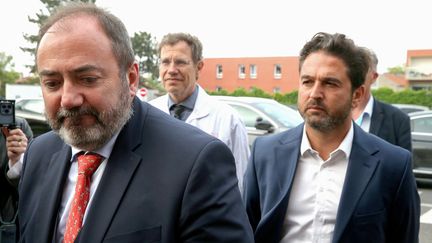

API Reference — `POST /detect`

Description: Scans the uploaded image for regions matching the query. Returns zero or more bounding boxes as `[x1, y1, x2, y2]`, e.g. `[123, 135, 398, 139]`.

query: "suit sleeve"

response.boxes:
[395, 112, 412, 152]
[243, 139, 261, 232]
[388, 153, 420, 243]
[179, 139, 254, 242]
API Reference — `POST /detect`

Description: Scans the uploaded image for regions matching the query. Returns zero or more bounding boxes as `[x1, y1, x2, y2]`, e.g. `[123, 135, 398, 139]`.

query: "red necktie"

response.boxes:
[63, 153, 103, 243]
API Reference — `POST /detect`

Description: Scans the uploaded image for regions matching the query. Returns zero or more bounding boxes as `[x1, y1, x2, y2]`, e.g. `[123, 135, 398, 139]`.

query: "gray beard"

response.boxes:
[47, 88, 133, 151]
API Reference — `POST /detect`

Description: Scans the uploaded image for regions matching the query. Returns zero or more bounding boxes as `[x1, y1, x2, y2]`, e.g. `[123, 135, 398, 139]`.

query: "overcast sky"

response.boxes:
[1, 0, 431, 75]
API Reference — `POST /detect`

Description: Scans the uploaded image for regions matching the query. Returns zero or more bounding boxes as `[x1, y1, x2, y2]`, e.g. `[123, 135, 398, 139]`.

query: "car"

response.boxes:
[213, 96, 303, 146]
[15, 98, 51, 137]
[392, 103, 430, 114]
[409, 110, 432, 185]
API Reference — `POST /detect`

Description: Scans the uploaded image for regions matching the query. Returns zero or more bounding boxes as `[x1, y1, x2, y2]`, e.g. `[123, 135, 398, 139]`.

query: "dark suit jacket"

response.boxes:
[18, 98, 253, 243]
[244, 123, 420, 243]
[370, 99, 412, 152]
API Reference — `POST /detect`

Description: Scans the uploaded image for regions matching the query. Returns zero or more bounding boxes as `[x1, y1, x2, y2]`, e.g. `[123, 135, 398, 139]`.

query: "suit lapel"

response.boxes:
[35, 145, 72, 243]
[370, 99, 383, 135]
[77, 98, 145, 242]
[332, 126, 380, 243]
[256, 126, 302, 243]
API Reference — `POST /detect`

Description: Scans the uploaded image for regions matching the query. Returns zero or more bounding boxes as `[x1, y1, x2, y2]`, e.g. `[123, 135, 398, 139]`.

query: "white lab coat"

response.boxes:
[149, 85, 250, 193]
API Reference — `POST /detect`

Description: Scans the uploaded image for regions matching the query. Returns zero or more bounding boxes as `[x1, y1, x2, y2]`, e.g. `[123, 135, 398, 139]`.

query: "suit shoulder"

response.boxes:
[26, 131, 65, 154]
[376, 100, 409, 119]
[358, 129, 411, 164]
[254, 124, 302, 148]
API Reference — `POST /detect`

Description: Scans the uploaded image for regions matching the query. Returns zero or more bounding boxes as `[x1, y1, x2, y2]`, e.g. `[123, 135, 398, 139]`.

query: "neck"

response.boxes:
[352, 92, 371, 120]
[305, 121, 351, 161]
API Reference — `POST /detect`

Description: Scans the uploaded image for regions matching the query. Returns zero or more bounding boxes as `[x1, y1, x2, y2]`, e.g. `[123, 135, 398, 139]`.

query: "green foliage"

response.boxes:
[387, 65, 405, 75]
[273, 91, 298, 105]
[21, 0, 97, 74]
[248, 87, 273, 98]
[206, 86, 432, 108]
[0, 52, 20, 97]
[131, 31, 158, 79]
[373, 88, 432, 108]
[141, 78, 165, 94]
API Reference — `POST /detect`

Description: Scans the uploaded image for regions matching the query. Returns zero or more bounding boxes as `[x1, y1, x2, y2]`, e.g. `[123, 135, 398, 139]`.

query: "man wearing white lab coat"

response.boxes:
[150, 33, 250, 193]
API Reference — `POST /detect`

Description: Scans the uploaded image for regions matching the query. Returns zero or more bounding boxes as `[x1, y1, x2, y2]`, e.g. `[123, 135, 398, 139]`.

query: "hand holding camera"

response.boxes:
[1, 99, 27, 166]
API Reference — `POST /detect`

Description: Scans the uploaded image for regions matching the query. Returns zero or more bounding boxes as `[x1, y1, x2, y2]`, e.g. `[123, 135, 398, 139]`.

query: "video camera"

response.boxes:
[0, 99, 16, 129]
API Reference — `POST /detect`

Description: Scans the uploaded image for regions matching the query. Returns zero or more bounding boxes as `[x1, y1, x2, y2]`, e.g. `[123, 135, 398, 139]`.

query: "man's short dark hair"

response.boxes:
[299, 32, 369, 91]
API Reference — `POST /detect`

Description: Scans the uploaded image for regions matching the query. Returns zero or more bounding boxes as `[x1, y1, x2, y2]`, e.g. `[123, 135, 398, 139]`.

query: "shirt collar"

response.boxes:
[363, 95, 374, 117]
[300, 122, 354, 159]
[168, 84, 199, 111]
[70, 130, 121, 162]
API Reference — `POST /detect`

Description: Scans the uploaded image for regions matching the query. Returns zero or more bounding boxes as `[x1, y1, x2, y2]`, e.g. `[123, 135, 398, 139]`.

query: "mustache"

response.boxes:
[56, 106, 101, 124]
[305, 99, 326, 110]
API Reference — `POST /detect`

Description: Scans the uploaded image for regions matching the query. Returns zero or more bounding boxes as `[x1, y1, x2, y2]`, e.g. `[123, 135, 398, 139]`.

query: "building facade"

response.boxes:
[406, 49, 432, 91]
[198, 57, 299, 94]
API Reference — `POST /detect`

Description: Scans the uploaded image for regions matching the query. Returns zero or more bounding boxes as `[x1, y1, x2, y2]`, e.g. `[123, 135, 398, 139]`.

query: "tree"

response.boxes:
[0, 52, 20, 97]
[21, 0, 97, 74]
[387, 65, 405, 75]
[131, 31, 159, 80]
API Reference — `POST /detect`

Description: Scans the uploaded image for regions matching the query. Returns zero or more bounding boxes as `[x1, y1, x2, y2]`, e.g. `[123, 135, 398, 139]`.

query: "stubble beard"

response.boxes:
[300, 98, 352, 133]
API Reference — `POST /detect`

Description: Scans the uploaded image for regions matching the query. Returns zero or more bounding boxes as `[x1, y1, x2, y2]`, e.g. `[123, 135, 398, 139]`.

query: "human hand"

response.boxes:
[3, 127, 28, 166]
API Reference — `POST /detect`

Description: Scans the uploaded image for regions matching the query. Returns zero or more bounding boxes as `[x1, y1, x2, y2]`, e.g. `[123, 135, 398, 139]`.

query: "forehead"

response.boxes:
[301, 52, 349, 77]
[37, 15, 114, 69]
[160, 41, 192, 58]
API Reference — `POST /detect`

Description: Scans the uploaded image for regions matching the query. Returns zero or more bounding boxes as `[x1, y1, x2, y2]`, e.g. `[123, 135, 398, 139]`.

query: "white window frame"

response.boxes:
[238, 64, 246, 79]
[274, 64, 282, 79]
[216, 64, 223, 79]
[250, 64, 257, 79]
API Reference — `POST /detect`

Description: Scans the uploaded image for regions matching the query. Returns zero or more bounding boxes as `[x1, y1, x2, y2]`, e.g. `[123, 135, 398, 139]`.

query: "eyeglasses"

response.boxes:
[159, 58, 192, 68]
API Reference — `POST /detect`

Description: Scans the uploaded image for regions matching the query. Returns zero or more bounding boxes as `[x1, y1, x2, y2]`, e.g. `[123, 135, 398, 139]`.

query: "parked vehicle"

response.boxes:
[392, 103, 429, 114]
[15, 98, 51, 137]
[213, 96, 303, 146]
[409, 110, 432, 184]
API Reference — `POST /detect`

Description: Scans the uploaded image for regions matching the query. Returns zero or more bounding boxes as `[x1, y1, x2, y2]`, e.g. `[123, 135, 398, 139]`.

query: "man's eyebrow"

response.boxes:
[322, 77, 342, 83]
[39, 69, 60, 76]
[72, 64, 103, 74]
[39, 65, 104, 77]
[300, 74, 313, 79]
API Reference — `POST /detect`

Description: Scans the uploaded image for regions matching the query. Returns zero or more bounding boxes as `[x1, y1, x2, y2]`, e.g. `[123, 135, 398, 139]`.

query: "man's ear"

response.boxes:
[352, 85, 365, 109]
[196, 60, 204, 80]
[127, 63, 139, 97]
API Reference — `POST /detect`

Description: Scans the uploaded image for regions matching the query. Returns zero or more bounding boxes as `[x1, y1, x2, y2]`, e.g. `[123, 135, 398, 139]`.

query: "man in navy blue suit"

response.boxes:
[352, 48, 411, 152]
[18, 3, 253, 242]
[243, 32, 420, 243]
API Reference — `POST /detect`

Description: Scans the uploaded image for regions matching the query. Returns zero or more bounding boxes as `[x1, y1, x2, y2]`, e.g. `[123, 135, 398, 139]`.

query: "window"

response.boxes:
[273, 87, 281, 93]
[216, 86, 222, 92]
[274, 64, 282, 79]
[238, 64, 246, 79]
[250, 64, 257, 79]
[412, 116, 432, 133]
[216, 64, 223, 79]
[229, 104, 261, 127]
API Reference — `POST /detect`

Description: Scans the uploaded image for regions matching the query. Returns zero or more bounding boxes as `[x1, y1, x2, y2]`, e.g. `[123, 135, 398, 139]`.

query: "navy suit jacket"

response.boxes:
[244, 123, 420, 243]
[18, 98, 253, 243]
[370, 99, 412, 152]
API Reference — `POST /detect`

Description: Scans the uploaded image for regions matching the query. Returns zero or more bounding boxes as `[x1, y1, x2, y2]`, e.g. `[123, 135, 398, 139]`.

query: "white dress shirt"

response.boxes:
[7, 156, 23, 179]
[55, 132, 120, 242]
[280, 122, 354, 243]
[355, 96, 374, 132]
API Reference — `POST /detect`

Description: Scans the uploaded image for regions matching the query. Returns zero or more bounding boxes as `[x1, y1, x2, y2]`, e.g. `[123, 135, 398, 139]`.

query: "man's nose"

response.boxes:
[309, 83, 324, 99]
[167, 63, 179, 74]
[60, 81, 84, 109]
